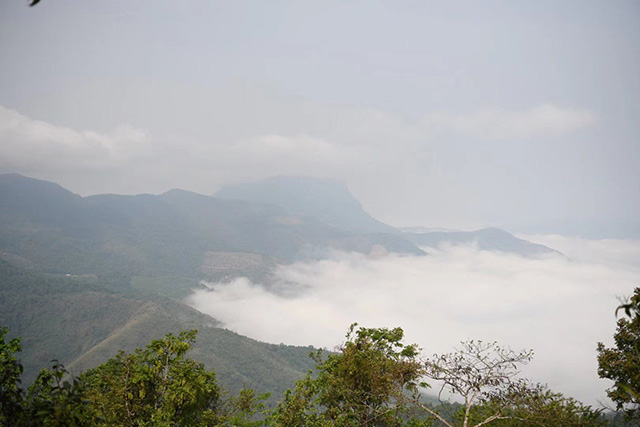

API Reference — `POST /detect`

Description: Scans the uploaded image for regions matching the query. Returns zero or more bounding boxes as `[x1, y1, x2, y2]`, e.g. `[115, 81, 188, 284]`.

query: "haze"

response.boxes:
[187, 237, 640, 406]
[1, 0, 638, 235]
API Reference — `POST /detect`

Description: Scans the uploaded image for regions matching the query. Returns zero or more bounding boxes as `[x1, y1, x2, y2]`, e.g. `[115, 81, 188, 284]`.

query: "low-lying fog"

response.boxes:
[186, 235, 640, 407]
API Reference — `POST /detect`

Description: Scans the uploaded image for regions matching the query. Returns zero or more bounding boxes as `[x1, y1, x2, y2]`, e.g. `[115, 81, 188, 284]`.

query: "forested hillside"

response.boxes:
[0, 259, 316, 397]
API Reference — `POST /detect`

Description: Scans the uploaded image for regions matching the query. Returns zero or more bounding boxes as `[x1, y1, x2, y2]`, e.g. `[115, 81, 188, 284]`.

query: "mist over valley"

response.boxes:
[0, 173, 637, 408]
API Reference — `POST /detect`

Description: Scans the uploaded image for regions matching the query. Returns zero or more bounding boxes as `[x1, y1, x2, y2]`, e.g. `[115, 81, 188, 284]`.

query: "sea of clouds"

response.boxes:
[186, 235, 640, 407]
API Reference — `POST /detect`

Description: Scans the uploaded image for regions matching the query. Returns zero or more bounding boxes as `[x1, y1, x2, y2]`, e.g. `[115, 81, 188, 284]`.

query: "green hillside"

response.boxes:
[0, 260, 316, 397]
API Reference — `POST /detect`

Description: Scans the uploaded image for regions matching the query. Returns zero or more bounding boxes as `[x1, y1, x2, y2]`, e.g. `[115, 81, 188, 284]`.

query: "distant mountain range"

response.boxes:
[216, 175, 561, 258]
[0, 173, 424, 282]
[401, 227, 562, 257]
[0, 173, 561, 284]
[0, 172, 561, 393]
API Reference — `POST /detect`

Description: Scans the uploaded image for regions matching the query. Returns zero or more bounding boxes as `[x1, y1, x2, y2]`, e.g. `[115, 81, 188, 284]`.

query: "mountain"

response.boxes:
[402, 227, 561, 257]
[216, 176, 395, 234]
[215, 176, 561, 258]
[0, 173, 562, 398]
[0, 173, 424, 286]
[0, 174, 561, 277]
[0, 173, 342, 396]
[0, 259, 316, 396]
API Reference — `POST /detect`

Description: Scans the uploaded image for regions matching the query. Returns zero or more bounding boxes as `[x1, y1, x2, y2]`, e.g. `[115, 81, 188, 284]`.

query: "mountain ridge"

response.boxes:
[0, 173, 560, 275]
[402, 227, 562, 257]
[216, 175, 396, 234]
[0, 259, 317, 396]
[0, 173, 425, 285]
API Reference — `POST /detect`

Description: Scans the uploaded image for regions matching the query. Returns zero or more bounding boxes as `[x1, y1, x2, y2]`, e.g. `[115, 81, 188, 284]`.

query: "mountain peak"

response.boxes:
[215, 176, 394, 234]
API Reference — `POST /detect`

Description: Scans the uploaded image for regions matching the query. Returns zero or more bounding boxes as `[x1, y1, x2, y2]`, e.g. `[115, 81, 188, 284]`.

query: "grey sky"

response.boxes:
[0, 0, 638, 235]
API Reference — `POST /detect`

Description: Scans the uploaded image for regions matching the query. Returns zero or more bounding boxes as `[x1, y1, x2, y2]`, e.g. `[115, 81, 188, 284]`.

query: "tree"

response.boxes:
[597, 287, 640, 424]
[421, 340, 533, 427]
[80, 330, 221, 426]
[268, 374, 330, 427]
[23, 361, 92, 426]
[1, 326, 265, 426]
[0, 327, 24, 425]
[1, 322, 609, 426]
[217, 387, 269, 427]
[464, 381, 604, 426]
[270, 323, 430, 426]
[1, 327, 90, 426]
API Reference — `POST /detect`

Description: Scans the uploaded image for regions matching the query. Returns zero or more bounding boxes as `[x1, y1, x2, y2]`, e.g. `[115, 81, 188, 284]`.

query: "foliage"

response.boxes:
[0, 327, 24, 425]
[23, 362, 92, 426]
[1, 327, 91, 426]
[1, 319, 618, 426]
[464, 381, 605, 426]
[270, 323, 431, 426]
[422, 340, 533, 427]
[80, 330, 221, 426]
[1, 327, 267, 426]
[268, 374, 330, 426]
[597, 287, 640, 423]
[215, 387, 269, 427]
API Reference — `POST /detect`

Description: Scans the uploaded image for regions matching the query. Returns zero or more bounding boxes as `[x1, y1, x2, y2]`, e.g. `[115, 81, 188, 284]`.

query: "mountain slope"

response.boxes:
[0, 173, 563, 401]
[216, 176, 395, 234]
[0, 174, 424, 285]
[0, 260, 316, 396]
[216, 176, 561, 258]
[403, 227, 561, 257]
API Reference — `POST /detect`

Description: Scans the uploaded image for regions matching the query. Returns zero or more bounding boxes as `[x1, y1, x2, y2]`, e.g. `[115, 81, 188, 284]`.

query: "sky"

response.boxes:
[0, 0, 638, 235]
[187, 236, 640, 406]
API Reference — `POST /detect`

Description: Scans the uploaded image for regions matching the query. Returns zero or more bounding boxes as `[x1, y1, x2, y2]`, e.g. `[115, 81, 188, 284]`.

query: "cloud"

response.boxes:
[0, 100, 607, 230]
[186, 237, 640, 406]
[521, 234, 640, 272]
[226, 134, 363, 172]
[1, 101, 594, 185]
[0, 105, 151, 171]
[422, 104, 595, 139]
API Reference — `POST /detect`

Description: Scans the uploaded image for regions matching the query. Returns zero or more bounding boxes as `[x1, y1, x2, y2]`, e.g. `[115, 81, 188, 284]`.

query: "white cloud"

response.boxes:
[422, 104, 595, 139]
[186, 237, 640, 407]
[520, 234, 640, 272]
[0, 101, 596, 197]
[0, 105, 151, 171]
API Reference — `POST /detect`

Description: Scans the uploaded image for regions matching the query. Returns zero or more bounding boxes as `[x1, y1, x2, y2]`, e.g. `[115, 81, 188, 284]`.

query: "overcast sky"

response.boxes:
[1, 0, 639, 235]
